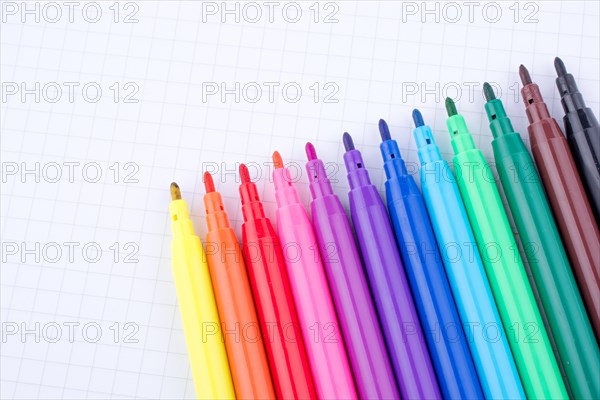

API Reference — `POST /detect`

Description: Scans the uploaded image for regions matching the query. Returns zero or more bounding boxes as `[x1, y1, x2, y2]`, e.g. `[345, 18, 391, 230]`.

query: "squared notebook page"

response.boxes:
[1, 1, 598, 398]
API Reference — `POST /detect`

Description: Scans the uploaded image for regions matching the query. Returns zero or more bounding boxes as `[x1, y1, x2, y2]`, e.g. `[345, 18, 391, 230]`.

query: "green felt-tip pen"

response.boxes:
[484, 83, 600, 399]
[444, 97, 568, 399]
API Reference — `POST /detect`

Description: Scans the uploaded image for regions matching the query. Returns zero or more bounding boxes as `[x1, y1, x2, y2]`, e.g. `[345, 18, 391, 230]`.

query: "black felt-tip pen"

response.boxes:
[554, 57, 600, 222]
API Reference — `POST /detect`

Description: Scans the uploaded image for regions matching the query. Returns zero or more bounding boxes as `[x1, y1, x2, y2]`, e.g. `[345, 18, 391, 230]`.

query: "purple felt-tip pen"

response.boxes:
[342, 132, 441, 400]
[305, 142, 399, 400]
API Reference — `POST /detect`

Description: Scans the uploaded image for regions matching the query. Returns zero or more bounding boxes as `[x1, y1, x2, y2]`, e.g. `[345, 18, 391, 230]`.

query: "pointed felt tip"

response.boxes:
[519, 64, 532, 85]
[445, 97, 458, 117]
[378, 119, 391, 141]
[272, 151, 284, 169]
[305, 142, 317, 161]
[554, 57, 567, 77]
[239, 164, 251, 184]
[483, 82, 496, 101]
[412, 109, 424, 127]
[170, 182, 181, 200]
[343, 132, 355, 151]
[203, 172, 215, 193]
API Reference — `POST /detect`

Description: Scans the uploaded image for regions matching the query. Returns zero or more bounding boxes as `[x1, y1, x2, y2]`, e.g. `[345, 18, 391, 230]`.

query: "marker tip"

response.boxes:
[343, 132, 355, 151]
[412, 109, 424, 127]
[305, 142, 318, 161]
[203, 172, 215, 193]
[272, 151, 284, 169]
[483, 82, 496, 101]
[445, 97, 458, 117]
[519, 64, 532, 85]
[170, 182, 181, 200]
[554, 57, 567, 77]
[239, 164, 251, 184]
[378, 119, 391, 141]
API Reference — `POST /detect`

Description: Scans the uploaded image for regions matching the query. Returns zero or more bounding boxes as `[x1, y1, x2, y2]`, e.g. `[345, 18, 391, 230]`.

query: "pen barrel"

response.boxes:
[493, 133, 600, 399]
[310, 195, 399, 400]
[276, 203, 357, 400]
[528, 122, 600, 353]
[385, 175, 483, 399]
[453, 149, 567, 399]
[241, 219, 317, 400]
[205, 228, 276, 400]
[419, 159, 524, 399]
[348, 184, 441, 400]
[564, 111, 600, 221]
[171, 234, 235, 399]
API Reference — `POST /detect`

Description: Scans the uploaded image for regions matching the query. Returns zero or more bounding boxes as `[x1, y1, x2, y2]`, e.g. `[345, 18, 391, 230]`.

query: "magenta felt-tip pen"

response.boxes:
[304, 142, 399, 400]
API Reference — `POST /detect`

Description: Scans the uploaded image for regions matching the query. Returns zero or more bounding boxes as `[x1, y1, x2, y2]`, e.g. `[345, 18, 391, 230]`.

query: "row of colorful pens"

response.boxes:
[169, 58, 599, 400]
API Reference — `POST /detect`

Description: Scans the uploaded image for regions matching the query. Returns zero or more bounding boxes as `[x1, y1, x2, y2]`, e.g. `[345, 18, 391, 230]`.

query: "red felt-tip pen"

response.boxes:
[238, 164, 317, 400]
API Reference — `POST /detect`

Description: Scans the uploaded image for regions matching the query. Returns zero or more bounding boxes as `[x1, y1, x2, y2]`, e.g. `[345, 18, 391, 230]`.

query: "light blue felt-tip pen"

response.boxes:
[412, 109, 525, 400]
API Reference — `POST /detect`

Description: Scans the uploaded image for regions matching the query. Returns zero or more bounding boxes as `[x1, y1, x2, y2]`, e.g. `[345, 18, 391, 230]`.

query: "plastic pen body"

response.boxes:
[239, 169, 316, 400]
[305, 149, 399, 400]
[273, 159, 357, 400]
[169, 194, 235, 400]
[379, 135, 483, 400]
[343, 139, 441, 400]
[203, 186, 275, 400]
[488, 94, 600, 399]
[413, 124, 524, 399]
[521, 79, 600, 397]
[446, 106, 567, 399]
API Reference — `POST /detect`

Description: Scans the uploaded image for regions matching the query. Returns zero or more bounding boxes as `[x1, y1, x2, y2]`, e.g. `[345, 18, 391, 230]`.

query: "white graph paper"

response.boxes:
[1, 1, 598, 398]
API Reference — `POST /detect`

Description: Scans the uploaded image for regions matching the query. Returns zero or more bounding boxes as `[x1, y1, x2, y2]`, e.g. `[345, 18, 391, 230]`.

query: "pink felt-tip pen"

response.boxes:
[272, 150, 357, 400]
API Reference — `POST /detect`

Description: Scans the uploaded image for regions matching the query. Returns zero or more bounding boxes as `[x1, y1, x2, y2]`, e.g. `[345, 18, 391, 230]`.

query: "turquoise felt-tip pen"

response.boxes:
[412, 109, 525, 400]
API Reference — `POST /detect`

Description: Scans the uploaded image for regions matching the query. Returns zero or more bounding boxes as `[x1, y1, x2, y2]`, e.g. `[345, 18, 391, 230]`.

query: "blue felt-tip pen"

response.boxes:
[412, 109, 525, 400]
[379, 118, 483, 400]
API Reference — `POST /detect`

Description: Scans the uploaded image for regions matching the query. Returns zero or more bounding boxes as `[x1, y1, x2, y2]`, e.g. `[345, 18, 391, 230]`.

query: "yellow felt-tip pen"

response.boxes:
[169, 182, 235, 400]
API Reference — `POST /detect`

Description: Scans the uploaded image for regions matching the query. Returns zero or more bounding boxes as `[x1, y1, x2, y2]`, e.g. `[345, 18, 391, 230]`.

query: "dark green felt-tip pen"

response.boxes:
[484, 82, 600, 399]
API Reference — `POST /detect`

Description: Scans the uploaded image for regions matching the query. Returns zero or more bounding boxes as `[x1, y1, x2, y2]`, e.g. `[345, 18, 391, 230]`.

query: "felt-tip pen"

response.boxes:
[342, 132, 441, 400]
[169, 182, 235, 399]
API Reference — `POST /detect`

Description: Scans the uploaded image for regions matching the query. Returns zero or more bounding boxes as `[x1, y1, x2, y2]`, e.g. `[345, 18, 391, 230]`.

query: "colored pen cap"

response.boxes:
[305, 142, 334, 199]
[412, 109, 442, 165]
[445, 97, 476, 154]
[342, 132, 371, 189]
[378, 119, 408, 179]
[483, 83, 515, 139]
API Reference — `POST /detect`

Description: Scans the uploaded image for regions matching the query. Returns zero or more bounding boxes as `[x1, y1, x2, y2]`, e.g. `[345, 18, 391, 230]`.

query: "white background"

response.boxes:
[1, 1, 599, 398]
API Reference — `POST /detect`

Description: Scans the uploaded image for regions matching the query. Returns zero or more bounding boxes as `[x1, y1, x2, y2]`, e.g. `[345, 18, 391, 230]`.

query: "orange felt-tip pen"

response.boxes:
[203, 172, 276, 400]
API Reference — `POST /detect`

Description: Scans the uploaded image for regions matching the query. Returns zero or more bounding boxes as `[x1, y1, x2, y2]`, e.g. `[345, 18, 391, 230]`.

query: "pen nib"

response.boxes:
[483, 82, 496, 101]
[170, 182, 182, 200]
[519, 64, 532, 85]
[203, 172, 215, 193]
[343, 132, 355, 151]
[239, 164, 251, 183]
[272, 151, 284, 169]
[305, 142, 318, 161]
[445, 97, 458, 117]
[412, 109, 424, 127]
[379, 119, 391, 141]
[554, 57, 567, 77]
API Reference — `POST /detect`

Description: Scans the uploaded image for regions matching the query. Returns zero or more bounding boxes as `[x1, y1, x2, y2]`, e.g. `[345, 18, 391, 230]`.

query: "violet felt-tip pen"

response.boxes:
[304, 142, 399, 400]
[342, 132, 441, 400]
[412, 109, 525, 399]
[378, 119, 483, 399]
